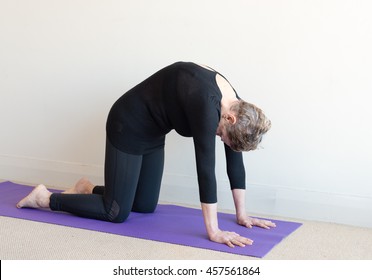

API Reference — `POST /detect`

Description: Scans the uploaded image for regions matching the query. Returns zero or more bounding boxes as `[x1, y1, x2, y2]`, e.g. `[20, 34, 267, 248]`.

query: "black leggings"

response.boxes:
[50, 138, 164, 223]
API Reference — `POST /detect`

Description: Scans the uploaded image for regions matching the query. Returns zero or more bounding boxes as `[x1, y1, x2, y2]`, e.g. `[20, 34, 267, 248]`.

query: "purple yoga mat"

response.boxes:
[0, 181, 301, 257]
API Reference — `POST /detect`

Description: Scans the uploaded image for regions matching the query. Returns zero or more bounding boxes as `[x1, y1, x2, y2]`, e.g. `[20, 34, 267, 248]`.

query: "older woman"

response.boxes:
[17, 62, 275, 248]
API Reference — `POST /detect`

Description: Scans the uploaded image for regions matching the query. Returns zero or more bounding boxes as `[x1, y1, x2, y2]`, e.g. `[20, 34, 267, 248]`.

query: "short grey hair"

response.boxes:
[226, 100, 271, 152]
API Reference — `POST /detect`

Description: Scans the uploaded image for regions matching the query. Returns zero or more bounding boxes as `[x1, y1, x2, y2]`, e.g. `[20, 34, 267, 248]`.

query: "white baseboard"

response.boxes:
[160, 174, 372, 229]
[1, 154, 371, 228]
[0, 154, 104, 188]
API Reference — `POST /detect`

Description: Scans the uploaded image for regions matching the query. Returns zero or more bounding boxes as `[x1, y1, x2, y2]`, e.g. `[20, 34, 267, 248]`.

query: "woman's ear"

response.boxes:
[226, 113, 237, 125]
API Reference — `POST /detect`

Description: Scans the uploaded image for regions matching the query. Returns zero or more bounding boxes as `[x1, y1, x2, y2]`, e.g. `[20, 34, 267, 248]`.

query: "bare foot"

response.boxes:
[16, 184, 52, 209]
[63, 178, 94, 194]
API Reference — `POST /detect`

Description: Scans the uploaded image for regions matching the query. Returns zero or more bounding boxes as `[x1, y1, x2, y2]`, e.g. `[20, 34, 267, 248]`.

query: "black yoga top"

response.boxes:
[106, 62, 246, 203]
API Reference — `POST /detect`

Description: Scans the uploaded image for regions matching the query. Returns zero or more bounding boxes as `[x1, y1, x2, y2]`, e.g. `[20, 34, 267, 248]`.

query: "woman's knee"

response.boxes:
[109, 208, 131, 223]
[106, 200, 131, 223]
[110, 212, 130, 223]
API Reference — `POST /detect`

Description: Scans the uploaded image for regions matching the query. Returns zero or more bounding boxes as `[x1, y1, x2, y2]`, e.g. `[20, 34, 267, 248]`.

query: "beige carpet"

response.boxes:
[1, 207, 372, 260]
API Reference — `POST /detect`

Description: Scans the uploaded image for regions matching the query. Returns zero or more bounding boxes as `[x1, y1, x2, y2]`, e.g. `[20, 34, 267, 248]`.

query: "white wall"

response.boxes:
[1, 0, 371, 228]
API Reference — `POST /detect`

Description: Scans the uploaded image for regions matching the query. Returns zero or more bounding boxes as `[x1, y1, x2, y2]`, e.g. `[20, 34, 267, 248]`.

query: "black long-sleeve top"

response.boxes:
[106, 62, 245, 203]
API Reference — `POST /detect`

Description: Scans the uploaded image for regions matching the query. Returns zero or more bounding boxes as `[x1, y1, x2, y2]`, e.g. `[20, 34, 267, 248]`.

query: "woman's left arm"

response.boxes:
[232, 189, 276, 229]
[224, 144, 276, 229]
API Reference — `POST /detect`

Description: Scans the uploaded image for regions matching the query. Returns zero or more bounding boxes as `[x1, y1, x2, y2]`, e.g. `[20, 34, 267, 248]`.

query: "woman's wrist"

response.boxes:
[232, 189, 247, 219]
[201, 202, 220, 238]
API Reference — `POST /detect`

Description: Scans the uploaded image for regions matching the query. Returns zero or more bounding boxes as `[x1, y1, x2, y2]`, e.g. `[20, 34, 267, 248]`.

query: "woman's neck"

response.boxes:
[216, 74, 238, 110]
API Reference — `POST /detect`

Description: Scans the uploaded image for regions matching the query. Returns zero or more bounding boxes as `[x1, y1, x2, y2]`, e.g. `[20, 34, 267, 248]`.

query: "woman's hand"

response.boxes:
[237, 214, 276, 229]
[209, 229, 253, 248]
[232, 189, 276, 230]
[201, 203, 254, 248]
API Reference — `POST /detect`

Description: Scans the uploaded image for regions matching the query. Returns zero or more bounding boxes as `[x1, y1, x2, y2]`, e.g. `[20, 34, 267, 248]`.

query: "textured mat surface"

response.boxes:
[0, 181, 301, 257]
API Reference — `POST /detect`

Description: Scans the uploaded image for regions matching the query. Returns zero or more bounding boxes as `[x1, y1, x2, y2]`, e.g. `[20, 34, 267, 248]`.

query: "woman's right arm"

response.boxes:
[201, 202, 253, 248]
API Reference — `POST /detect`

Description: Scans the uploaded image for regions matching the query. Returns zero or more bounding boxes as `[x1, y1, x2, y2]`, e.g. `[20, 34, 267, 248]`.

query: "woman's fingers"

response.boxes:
[223, 232, 253, 248]
[210, 230, 254, 248]
[250, 218, 276, 229]
[239, 217, 275, 229]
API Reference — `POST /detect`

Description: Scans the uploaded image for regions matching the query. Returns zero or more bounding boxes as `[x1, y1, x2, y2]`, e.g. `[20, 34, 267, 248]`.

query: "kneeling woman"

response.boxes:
[17, 62, 275, 248]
